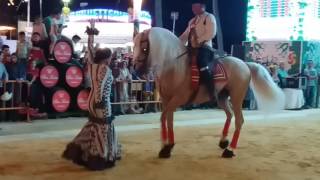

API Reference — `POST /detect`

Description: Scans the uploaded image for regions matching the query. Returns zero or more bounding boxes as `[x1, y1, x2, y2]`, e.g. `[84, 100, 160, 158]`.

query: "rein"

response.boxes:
[175, 51, 188, 60]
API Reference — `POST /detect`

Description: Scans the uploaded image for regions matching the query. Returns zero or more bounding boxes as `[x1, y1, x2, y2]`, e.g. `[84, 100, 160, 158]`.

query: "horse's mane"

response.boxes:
[148, 27, 188, 75]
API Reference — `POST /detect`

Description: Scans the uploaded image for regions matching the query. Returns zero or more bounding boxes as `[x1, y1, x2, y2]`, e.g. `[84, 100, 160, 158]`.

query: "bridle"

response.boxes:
[135, 30, 150, 67]
[134, 29, 189, 76]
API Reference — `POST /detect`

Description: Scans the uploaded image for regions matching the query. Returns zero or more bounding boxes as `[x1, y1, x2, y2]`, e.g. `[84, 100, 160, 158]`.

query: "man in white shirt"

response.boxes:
[180, 0, 217, 97]
[72, 35, 83, 59]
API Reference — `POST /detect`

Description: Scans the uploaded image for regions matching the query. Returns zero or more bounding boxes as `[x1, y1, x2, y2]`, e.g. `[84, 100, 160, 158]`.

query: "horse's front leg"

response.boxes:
[160, 110, 168, 145]
[159, 111, 175, 158]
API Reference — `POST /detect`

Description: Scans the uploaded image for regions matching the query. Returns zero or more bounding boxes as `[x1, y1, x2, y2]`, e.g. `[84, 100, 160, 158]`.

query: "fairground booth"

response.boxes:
[241, 0, 320, 109]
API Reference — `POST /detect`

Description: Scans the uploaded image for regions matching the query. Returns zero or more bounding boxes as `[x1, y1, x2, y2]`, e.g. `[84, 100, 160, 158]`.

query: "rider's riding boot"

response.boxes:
[200, 67, 215, 100]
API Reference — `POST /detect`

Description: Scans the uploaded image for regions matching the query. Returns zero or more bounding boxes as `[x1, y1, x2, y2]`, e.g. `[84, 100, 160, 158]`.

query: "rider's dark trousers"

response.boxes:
[197, 45, 214, 71]
[196, 45, 215, 99]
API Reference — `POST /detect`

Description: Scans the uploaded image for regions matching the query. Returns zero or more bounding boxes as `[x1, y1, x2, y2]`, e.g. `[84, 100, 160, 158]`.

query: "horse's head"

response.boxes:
[133, 27, 187, 79]
[133, 29, 151, 78]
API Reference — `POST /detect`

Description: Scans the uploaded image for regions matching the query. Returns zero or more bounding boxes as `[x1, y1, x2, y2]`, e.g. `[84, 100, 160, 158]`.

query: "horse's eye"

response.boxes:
[143, 48, 147, 52]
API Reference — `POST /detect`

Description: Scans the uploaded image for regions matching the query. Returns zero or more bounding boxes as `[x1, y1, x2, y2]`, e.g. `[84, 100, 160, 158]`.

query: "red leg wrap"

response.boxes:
[168, 128, 174, 144]
[161, 120, 168, 144]
[230, 129, 241, 149]
[222, 119, 231, 137]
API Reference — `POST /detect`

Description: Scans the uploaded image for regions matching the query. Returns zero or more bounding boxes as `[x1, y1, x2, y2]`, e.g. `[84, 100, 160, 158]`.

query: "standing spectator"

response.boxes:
[1, 45, 11, 65]
[32, 16, 48, 41]
[0, 45, 13, 98]
[303, 60, 318, 108]
[27, 60, 47, 118]
[9, 53, 23, 106]
[72, 35, 84, 59]
[0, 36, 3, 50]
[43, 8, 61, 60]
[82, 50, 91, 89]
[128, 58, 141, 80]
[143, 69, 156, 112]
[0, 52, 9, 99]
[116, 61, 132, 114]
[29, 32, 47, 70]
[0, 45, 11, 80]
[7, 53, 19, 80]
[16, 32, 31, 80]
[110, 59, 121, 114]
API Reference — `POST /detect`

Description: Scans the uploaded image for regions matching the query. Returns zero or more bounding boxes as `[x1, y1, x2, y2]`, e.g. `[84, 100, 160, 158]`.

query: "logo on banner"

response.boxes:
[77, 89, 89, 111]
[40, 66, 59, 88]
[54, 41, 72, 63]
[52, 90, 70, 112]
[65, 66, 83, 88]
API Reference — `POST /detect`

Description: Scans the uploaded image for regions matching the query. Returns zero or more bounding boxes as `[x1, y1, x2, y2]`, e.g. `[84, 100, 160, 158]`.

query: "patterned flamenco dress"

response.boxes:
[63, 63, 121, 170]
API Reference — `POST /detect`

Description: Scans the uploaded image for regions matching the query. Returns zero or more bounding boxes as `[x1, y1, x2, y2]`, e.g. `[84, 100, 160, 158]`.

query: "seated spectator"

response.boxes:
[277, 62, 289, 88]
[127, 96, 143, 114]
[269, 65, 280, 85]
[303, 60, 318, 108]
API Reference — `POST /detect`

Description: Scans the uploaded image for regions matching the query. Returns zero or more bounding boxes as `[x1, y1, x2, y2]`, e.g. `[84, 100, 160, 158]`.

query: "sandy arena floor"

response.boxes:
[0, 110, 320, 180]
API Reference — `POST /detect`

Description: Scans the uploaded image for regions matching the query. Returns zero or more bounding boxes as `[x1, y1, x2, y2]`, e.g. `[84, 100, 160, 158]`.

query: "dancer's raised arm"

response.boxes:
[85, 20, 99, 64]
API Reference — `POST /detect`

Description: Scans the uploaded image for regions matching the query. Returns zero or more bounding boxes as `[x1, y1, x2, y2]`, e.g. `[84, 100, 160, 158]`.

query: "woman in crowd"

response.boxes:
[63, 20, 121, 170]
[116, 60, 132, 114]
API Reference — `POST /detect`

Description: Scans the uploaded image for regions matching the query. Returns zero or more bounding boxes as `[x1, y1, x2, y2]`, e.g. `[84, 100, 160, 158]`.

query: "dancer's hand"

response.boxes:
[89, 19, 95, 29]
[85, 20, 99, 36]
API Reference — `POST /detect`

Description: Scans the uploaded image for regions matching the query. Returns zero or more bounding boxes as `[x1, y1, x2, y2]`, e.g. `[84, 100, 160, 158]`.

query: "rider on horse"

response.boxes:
[180, 0, 217, 98]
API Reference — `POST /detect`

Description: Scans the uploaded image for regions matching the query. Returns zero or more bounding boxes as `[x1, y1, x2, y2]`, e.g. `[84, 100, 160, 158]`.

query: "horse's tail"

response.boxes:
[246, 62, 285, 111]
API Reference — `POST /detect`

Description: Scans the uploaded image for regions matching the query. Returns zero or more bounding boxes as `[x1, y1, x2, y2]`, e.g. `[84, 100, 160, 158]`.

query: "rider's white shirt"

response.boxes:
[180, 12, 217, 48]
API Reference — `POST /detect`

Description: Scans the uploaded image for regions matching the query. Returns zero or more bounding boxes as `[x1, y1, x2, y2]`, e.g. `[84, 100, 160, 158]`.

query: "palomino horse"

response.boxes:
[133, 27, 284, 158]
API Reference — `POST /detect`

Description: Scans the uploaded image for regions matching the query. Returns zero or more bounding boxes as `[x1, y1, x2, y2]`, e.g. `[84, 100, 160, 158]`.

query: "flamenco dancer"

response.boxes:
[62, 20, 121, 170]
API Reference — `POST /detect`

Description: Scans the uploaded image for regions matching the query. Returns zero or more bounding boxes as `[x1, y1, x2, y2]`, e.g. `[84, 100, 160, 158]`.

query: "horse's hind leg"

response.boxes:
[222, 86, 247, 158]
[217, 92, 233, 149]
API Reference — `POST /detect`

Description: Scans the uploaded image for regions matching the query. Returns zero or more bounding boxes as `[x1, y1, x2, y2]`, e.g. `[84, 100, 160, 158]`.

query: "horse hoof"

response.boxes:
[158, 151, 171, 159]
[158, 144, 175, 159]
[219, 140, 229, 149]
[222, 149, 235, 158]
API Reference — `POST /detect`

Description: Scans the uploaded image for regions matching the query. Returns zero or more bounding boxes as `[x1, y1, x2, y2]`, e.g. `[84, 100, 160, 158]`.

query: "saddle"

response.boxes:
[189, 48, 228, 90]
